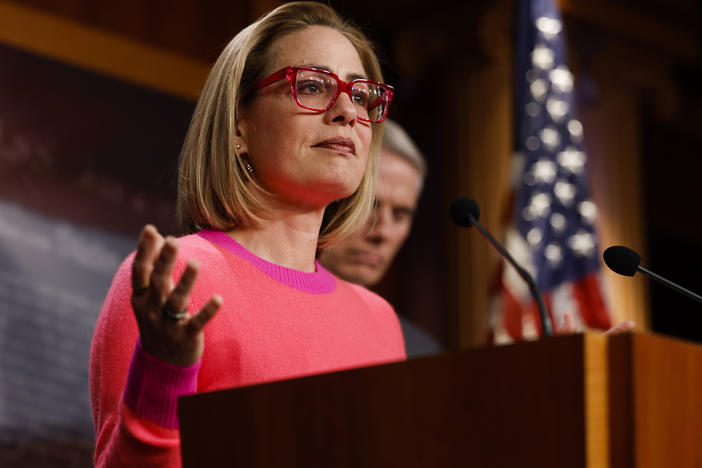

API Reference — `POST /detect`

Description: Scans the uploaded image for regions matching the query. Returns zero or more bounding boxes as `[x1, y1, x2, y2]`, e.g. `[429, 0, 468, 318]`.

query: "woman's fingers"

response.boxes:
[147, 236, 179, 308]
[551, 309, 635, 336]
[604, 319, 635, 335]
[131, 225, 163, 296]
[187, 295, 223, 334]
[161, 260, 200, 322]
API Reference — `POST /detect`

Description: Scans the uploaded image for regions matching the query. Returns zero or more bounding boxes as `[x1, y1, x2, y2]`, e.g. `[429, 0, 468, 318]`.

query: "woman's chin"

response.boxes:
[315, 180, 361, 203]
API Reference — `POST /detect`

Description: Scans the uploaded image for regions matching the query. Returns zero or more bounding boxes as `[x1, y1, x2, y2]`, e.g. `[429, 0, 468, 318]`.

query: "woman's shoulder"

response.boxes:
[175, 231, 218, 256]
[176, 231, 245, 264]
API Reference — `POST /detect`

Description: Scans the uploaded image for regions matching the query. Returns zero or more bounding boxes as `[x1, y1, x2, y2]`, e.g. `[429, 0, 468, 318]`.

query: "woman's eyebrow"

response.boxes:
[347, 72, 367, 81]
[304, 64, 367, 81]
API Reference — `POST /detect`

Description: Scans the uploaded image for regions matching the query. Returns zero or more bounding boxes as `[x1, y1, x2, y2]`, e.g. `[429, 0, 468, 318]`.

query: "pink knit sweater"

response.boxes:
[89, 230, 406, 467]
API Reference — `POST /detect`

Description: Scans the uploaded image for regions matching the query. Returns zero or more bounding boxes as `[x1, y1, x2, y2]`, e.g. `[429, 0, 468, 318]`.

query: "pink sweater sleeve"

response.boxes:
[90, 254, 197, 468]
[124, 340, 200, 429]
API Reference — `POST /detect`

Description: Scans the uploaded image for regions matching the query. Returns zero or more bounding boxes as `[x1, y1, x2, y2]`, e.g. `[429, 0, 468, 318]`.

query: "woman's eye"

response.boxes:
[298, 80, 325, 95]
[352, 90, 369, 105]
[393, 208, 414, 224]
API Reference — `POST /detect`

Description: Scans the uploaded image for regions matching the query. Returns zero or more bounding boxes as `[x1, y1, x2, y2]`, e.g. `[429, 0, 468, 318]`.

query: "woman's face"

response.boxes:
[238, 26, 373, 210]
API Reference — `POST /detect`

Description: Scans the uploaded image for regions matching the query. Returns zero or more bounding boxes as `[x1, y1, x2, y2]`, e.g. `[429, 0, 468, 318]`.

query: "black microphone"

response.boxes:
[450, 197, 553, 337]
[603, 245, 702, 304]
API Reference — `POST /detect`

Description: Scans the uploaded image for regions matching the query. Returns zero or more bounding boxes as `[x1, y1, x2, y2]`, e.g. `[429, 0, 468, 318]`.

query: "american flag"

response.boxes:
[491, 0, 612, 342]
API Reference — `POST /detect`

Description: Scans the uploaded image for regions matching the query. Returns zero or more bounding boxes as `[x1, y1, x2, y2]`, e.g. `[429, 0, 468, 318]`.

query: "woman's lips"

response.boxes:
[313, 137, 356, 155]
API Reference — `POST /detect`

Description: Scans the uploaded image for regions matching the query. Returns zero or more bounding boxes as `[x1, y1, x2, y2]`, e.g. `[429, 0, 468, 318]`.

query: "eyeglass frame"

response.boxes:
[252, 65, 394, 123]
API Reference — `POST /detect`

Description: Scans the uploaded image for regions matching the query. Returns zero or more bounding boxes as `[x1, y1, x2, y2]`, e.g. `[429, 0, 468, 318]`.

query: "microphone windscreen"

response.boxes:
[450, 197, 480, 228]
[603, 245, 641, 276]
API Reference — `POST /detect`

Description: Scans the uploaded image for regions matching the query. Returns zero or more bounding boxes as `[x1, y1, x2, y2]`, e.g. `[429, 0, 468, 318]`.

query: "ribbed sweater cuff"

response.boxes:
[123, 339, 201, 429]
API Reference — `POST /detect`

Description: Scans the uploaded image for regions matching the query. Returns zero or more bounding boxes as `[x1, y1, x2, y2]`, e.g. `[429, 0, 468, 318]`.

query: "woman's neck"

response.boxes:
[225, 207, 324, 273]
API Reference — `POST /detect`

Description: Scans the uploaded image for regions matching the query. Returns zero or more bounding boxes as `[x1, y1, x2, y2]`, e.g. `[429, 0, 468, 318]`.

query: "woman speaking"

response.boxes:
[89, 2, 405, 466]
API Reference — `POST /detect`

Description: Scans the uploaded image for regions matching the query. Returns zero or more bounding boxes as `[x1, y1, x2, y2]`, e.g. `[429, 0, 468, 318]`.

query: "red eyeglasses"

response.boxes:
[253, 66, 394, 123]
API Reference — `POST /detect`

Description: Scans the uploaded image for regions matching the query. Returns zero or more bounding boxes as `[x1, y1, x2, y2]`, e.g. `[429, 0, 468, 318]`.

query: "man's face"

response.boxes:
[320, 148, 422, 286]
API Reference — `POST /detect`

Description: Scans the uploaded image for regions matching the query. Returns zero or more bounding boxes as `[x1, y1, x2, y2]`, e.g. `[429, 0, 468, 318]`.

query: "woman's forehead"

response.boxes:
[267, 26, 366, 80]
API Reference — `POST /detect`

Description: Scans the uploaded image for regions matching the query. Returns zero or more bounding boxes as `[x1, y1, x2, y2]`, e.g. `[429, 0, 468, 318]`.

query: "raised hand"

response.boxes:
[557, 310, 635, 336]
[603, 319, 635, 335]
[130, 225, 222, 367]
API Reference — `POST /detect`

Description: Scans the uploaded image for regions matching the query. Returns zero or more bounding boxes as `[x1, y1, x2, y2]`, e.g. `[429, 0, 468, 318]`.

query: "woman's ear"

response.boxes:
[234, 108, 249, 155]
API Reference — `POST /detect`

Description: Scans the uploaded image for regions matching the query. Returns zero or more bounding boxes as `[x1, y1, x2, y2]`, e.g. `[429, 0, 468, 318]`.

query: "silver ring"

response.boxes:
[162, 305, 188, 321]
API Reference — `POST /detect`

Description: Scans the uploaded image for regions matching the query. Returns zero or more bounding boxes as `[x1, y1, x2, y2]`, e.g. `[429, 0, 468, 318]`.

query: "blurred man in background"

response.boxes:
[320, 119, 443, 357]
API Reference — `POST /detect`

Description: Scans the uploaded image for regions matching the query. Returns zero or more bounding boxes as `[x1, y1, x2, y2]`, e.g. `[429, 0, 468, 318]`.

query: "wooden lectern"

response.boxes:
[178, 332, 702, 467]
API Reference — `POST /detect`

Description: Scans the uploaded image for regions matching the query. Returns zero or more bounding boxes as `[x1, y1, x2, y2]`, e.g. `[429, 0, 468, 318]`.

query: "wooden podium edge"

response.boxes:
[584, 333, 609, 468]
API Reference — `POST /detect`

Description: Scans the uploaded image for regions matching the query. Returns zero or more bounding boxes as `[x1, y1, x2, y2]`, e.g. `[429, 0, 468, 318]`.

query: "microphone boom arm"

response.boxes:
[468, 214, 554, 337]
[638, 265, 702, 304]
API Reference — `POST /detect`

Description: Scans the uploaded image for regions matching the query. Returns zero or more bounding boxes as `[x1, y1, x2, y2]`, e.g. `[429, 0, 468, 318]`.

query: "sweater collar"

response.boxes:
[198, 229, 336, 295]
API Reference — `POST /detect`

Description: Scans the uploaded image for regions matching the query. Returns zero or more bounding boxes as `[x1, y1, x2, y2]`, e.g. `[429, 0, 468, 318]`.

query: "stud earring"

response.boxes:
[245, 162, 254, 173]
[236, 143, 241, 151]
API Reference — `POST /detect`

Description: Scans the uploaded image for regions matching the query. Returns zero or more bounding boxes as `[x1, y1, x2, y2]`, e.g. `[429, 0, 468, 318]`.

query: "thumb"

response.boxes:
[558, 311, 578, 334]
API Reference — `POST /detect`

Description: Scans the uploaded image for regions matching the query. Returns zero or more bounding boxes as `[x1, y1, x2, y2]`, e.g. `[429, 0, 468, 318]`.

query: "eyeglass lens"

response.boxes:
[294, 69, 388, 122]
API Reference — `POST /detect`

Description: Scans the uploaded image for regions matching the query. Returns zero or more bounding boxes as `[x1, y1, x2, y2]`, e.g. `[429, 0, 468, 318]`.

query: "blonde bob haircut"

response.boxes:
[177, 1, 385, 248]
